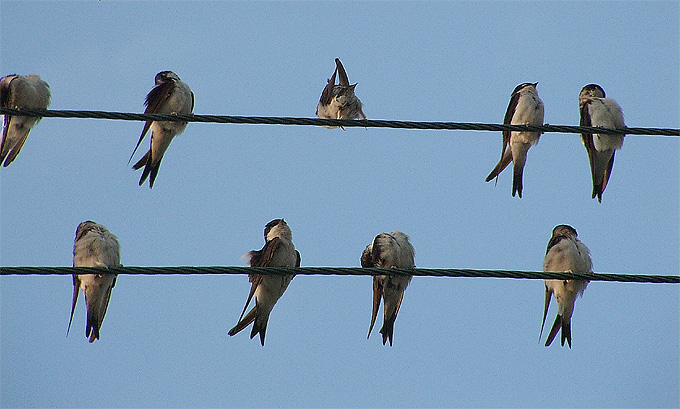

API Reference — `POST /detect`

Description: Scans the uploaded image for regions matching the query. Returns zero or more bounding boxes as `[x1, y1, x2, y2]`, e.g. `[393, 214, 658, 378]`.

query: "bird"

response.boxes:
[129, 71, 194, 188]
[228, 219, 300, 346]
[361, 230, 415, 346]
[540, 224, 592, 348]
[0, 74, 51, 167]
[485, 82, 544, 198]
[579, 83, 626, 202]
[68, 221, 121, 343]
[316, 58, 366, 129]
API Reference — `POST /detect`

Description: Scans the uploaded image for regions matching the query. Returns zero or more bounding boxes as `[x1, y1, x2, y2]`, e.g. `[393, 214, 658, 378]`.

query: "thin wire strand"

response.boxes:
[1, 266, 678, 283]
[2, 107, 678, 136]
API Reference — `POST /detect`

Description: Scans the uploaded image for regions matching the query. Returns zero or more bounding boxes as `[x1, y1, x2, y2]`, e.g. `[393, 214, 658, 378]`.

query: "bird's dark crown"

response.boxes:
[263, 218, 285, 240]
[581, 83, 605, 98]
[155, 71, 179, 84]
[75, 220, 99, 241]
[512, 82, 538, 95]
[552, 224, 578, 239]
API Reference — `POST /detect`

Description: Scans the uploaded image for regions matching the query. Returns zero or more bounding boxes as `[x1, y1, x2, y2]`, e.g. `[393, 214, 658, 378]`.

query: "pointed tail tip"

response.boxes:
[545, 314, 562, 347]
[512, 186, 522, 198]
[88, 329, 99, 343]
[379, 327, 394, 346]
[512, 184, 523, 198]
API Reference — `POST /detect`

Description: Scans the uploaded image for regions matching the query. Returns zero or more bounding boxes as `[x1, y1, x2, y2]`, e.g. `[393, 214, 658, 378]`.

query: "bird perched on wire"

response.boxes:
[361, 230, 415, 346]
[540, 224, 592, 348]
[68, 221, 121, 343]
[579, 83, 626, 202]
[129, 71, 194, 188]
[485, 82, 544, 198]
[316, 58, 366, 129]
[228, 219, 300, 346]
[0, 74, 51, 167]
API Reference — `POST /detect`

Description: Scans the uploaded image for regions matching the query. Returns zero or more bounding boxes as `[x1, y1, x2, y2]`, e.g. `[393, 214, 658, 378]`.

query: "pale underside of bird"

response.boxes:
[228, 219, 301, 346]
[316, 58, 366, 129]
[540, 224, 592, 348]
[129, 70, 194, 188]
[485, 82, 544, 198]
[68, 221, 121, 343]
[579, 83, 626, 202]
[361, 230, 415, 346]
[0, 74, 51, 167]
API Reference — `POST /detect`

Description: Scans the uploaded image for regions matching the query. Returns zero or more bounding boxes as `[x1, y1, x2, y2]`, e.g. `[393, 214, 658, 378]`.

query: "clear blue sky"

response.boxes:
[1, 2, 678, 408]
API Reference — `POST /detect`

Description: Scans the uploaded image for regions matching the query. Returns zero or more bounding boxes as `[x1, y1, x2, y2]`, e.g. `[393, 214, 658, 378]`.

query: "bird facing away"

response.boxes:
[540, 224, 592, 348]
[361, 230, 415, 346]
[129, 70, 194, 188]
[579, 84, 626, 202]
[485, 82, 544, 198]
[316, 58, 366, 128]
[68, 221, 121, 343]
[0, 74, 51, 167]
[228, 219, 300, 346]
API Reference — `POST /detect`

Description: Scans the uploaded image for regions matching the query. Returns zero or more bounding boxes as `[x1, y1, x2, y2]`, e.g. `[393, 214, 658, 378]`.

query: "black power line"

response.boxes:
[2, 107, 678, 136]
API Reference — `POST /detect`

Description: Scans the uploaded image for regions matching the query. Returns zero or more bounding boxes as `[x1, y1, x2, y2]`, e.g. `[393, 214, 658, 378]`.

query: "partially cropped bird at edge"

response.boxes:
[0, 74, 51, 167]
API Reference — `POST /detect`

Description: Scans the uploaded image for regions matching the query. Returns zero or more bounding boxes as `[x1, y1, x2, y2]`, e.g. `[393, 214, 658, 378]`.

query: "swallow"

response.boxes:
[540, 224, 592, 348]
[485, 82, 545, 198]
[0, 74, 51, 167]
[579, 84, 626, 202]
[361, 230, 415, 346]
[129, 71, 194, 188]
[68, 221, 121, 343]
[228, 219, 300, 346]
[316, 58, 366, 129]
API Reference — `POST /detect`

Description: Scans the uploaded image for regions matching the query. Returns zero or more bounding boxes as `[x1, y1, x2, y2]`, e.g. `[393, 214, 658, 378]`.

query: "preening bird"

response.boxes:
[68, 221, 121, 343]
[361, 230, 415, 346]
[316, 58, 366, 128]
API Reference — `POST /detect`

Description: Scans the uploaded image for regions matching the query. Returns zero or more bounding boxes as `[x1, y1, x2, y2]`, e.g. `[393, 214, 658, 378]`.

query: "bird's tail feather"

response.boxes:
[132, 150, 149, 170]
[250, 313, 268, 346]
[561, 318, 572, 348]
[545, 314, 562, 347]
[512, 163, 524, 198]
[2, 130, 31, 167]
[367, 277, 383, 339]
[228, 307, 257, 338]
[66, 281, 79, 337]
[485, 150, 512, 183]
[539, 286, 551, 342]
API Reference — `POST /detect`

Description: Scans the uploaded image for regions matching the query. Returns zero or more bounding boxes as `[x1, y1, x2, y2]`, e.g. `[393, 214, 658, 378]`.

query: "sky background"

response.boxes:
[1, 1, 678, 408]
